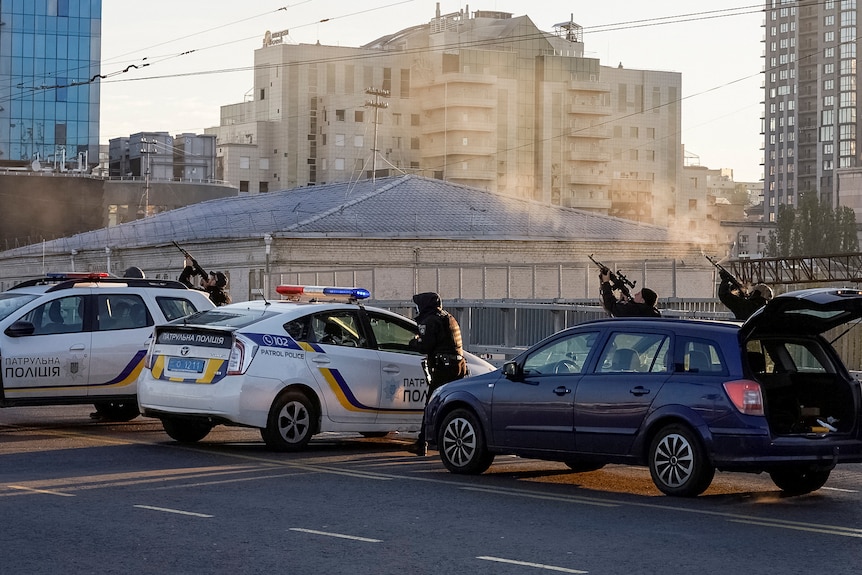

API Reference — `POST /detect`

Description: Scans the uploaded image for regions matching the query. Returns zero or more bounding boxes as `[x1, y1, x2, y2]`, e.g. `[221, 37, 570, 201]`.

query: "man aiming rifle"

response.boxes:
[590, 254, 660, 318]
[174, 241, 232, 306]
[705, 254, 772, 320]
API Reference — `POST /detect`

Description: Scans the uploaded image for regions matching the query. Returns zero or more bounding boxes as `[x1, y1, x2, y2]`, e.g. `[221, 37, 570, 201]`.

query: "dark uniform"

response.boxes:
[600, 274, 661, 318]
[718, 272, 769, 320]
[408, 291, 467, 455]
[179, 267, 231, 307]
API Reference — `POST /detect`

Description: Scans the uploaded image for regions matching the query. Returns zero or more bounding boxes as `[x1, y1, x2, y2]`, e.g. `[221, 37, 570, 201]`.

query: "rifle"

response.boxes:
[589, 254, 636, 298]
[173, 241, 209, 279]
[704, 253, 743, 291]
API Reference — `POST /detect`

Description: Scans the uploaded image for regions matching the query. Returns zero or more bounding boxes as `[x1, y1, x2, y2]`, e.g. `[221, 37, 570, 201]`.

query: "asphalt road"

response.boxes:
[2, 406, 861, 575]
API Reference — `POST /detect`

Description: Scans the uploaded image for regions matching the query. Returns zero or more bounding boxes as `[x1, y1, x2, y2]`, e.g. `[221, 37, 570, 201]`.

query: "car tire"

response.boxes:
[564, 461, 605, 473]
[161, 417, 212, 443]
[438, 408, 494, 475]
[91, 400, 140, 422]
[261, 390, 316, 452]
[769, 468, 831, 495]
[648, 424, 714, 497]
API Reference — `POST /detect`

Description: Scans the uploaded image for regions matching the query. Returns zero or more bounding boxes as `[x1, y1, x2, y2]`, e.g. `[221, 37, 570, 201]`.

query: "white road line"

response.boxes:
[461, 486, 619, 508]
[7, 485, 75, 497]
[133, 505, 214, 518]
[726, 518, 862, 538]
[822, 486, 858, 493]
[289, 528, 381, 543]
[477, 556, 588, 573]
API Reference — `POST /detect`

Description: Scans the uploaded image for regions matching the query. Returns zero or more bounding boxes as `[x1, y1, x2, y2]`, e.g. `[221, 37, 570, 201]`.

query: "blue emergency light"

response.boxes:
[275, 285, 371, 300]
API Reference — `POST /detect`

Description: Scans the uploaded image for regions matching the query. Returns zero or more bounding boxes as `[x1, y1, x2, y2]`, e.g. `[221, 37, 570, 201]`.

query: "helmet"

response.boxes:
[123, 266, 145, 278]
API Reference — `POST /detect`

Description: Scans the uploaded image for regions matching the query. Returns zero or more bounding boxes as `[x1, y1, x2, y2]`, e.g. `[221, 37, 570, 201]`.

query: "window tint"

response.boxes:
[97, 294, 151, 331]
[681, 339, 725, 373]
[311, 312, 367, 348]
[0, 293, 40, 321]
[21, 296, 85, 335]
[158, 296, 206, 321]
[285, 317, 311, 341]
[749, 339, 832, 374]
[523, 332, 598, 375]
[597, 332, 670, 373]
[366, 312, 420, 354]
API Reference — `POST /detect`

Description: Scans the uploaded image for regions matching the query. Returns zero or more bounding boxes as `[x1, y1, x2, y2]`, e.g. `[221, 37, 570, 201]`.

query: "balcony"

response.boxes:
[568, 80, 611, 93]
[568, 171, 611, 186]
[569, 149, 610, 162]
[421, 119, 495, 134]
[562, 195, 611, 210]
[566, 125, 612, 139]
[422, 142, 497, 159]
[568, 102, 612, 116]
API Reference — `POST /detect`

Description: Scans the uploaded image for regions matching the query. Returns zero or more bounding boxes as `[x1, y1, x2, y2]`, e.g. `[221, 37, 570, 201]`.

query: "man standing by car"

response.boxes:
[599, 270, 661, 317]
[408, 292, 468, 456]
[718, 271, 773, 320]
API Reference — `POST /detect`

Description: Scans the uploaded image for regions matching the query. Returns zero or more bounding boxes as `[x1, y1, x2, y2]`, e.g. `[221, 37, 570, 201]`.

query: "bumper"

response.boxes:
[711, 432, 862, 471]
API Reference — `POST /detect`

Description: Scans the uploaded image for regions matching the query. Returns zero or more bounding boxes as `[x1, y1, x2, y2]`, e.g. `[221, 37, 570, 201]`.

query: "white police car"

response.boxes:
[0, 273, 215, 420]
[137, 285, 495, 450]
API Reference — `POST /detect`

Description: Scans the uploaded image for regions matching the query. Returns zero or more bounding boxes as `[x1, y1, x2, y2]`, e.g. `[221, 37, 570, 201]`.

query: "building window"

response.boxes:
[260, 158, 269, 170]
[260, 182, 269, 193]
[354, 135, 364, 147]
[240, 156, 250, 169]
[411, 137, 420, 150]
[335, 158, 345, 170]
[336, 109, 345, 121]
[411, 114, 420, 126]
[355, 110, 364, 122]
[260, 88, 265, 100]
[335, 134, 345, 146]
[630, 127, 639, 138]
[240, 181, 249, 192]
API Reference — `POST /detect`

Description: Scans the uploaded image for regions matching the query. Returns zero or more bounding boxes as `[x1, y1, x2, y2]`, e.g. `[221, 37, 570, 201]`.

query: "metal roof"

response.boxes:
[1, 175, 670, 256]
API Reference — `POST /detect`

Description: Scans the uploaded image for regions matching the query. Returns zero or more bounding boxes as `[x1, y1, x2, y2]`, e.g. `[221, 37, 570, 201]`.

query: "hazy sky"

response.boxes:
[100, 1, 764, 182]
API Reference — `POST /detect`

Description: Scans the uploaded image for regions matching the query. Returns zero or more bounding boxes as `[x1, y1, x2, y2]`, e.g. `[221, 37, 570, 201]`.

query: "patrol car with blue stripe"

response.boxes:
[137, 285, 495, 450]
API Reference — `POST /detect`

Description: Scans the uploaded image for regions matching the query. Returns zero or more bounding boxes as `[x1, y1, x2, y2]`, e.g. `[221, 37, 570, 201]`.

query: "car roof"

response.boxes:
[218, 299, 410, 318]
[741, 287, 862, 338]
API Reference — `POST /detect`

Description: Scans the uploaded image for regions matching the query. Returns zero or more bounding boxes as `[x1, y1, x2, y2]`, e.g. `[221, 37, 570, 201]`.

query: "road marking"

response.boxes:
[7, 485, 75, 497]
[133, 505, 213, 518]
[822, 486, 858, 493]
[462, 486, 618, 508]
[477, 556, 588, 573]
[727, 518, 862, 538]
[289, 528, 381, 543]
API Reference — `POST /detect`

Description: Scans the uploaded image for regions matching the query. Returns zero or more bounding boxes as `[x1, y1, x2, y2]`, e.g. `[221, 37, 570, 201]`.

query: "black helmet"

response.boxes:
[123, 266, 145, 278]
[213, 271, 228, 288]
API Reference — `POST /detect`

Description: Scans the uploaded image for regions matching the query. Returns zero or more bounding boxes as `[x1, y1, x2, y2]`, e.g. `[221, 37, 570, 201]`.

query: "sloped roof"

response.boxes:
[1, 175, 670, 256]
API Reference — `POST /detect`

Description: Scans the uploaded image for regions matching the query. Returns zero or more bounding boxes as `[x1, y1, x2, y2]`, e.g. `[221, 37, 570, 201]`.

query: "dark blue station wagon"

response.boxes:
[425, 288, 862, 497]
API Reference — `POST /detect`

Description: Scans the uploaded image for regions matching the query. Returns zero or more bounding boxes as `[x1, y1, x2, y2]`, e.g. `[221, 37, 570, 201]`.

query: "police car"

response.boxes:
[136, 285, 495, 450]
[0, 273, 215, 420]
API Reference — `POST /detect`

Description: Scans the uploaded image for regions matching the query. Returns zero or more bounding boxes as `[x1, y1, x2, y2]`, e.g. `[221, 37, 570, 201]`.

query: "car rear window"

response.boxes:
[173, 308, 279, 329]
[0, 292, 41, 321]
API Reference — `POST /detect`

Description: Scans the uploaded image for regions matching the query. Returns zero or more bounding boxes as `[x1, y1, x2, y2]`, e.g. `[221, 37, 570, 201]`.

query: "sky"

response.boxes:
[100, 1, 765, 182]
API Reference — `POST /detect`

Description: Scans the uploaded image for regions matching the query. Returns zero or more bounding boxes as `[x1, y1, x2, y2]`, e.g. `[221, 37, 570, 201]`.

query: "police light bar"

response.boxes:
[47, 272, 111, 280]
[275, 285, 371, 300]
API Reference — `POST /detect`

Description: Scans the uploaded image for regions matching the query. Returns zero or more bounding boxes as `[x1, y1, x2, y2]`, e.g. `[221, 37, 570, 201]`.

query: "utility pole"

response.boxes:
[140, 137, 157, 217]
[364, 87, 389, 182]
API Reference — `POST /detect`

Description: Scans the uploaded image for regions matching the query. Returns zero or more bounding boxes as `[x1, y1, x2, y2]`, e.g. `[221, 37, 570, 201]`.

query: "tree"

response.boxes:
[766, 193, 858, 256]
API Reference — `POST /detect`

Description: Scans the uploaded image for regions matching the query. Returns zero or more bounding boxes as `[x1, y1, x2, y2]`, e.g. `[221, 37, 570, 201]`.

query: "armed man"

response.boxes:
[718, 270, 772, 320]
[599, 269, 660, 317]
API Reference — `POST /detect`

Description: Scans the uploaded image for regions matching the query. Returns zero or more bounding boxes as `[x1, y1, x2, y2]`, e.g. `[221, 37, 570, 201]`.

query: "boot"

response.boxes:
[408, 441, 427, 456]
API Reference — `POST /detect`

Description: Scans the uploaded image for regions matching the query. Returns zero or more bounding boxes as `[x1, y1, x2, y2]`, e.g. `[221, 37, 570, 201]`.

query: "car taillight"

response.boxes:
[723, 379, 765, 416]
[227, 335, 257, 375]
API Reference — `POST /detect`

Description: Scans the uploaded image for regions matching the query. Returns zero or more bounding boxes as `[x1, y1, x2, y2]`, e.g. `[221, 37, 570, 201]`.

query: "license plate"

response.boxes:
[167, 357, 205, 374]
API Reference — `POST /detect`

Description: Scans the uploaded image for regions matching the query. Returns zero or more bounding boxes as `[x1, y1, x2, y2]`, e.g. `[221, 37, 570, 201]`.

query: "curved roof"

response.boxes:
[1, 175, 670, 257]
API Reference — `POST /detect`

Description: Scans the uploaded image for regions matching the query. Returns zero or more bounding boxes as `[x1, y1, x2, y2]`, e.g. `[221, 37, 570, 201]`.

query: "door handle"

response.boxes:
[70, 344, 85, 351]
[312, 356, 331, 364]
[382, 365, 400, 374]
[553, 386, 571, 396]
[630, 386, 651, 396]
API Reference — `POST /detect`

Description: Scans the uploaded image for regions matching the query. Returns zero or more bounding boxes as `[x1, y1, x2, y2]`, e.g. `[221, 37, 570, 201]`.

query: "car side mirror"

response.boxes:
[503, 361, 523, 381]
[5, 321, 35, 337]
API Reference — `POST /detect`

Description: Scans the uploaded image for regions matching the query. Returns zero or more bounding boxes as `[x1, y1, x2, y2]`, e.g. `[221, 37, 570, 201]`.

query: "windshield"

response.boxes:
[170, 308, 278, 329]
[0, 292, 41, 322]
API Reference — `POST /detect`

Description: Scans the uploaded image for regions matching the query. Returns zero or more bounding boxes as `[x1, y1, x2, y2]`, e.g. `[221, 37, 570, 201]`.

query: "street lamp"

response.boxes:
[263, 234, 273, 298]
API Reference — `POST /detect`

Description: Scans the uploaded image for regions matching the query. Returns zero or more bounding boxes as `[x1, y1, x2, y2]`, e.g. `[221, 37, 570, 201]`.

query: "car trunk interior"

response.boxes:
[756, 371, 856, 435]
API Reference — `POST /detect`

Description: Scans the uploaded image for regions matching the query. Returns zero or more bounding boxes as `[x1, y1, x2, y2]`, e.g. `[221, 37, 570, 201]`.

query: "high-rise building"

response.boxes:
[207, 8, 682, 225]
[763, 0, 859, 222]
[0, 0, 101, 169]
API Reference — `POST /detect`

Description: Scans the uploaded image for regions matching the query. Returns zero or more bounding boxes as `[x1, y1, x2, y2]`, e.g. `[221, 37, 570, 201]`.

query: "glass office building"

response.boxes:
[0, 0, 101, 168]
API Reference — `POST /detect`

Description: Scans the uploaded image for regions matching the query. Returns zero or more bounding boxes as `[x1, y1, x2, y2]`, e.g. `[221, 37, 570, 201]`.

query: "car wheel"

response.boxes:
[438, 408, 494, 475]
[261, 390, 316, 452]
[769, 468, 831, 495]
[564, 461, 605, 473]
[161, 417, 212, 443]
[648, 424, 714, 497]
[92, 400, 140, 422]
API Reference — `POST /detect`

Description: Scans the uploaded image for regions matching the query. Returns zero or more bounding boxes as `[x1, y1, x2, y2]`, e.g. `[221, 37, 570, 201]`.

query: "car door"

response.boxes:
[362, 309, 428, 426]
[303, 310, 383, 424]
[574, 330, 671, 456]
[2, 294, 91, 400]
[87, 292, 154, 398]
[491, 331, 600, 453]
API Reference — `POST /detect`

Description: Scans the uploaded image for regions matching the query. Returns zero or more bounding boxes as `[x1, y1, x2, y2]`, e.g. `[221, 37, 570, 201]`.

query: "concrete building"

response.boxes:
[763, 0, 860, 222]
[0, 1, 101, 169]
[206, 8, 682, 225]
